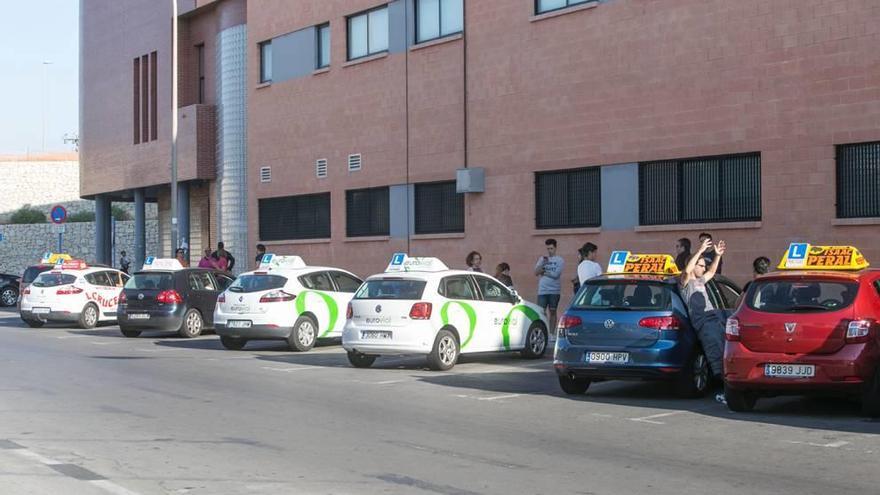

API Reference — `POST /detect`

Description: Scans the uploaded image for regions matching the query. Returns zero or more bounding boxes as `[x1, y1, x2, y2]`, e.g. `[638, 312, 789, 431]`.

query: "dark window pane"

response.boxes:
[535, 167, 601, 229]
[837, 142, 880, 218]
[414, 181, 464, 234]
[346, 187, 390, 237]
[259, 193, 331, 241]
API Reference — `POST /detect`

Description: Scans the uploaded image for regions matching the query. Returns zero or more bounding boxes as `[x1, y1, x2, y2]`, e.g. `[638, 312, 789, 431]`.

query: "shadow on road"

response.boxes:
[152, 337, 341, 352]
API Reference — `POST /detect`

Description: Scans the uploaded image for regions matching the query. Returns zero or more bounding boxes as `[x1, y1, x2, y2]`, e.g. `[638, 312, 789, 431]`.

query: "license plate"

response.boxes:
[230, 304, 250, 314]
[764, 364, 815, 378]
[32, 307, 51, 315]
[586, 352, 629, 364]
[362, 330, 392, 340]
[227, 320, 252, 329]
[128, 313, 150, 320]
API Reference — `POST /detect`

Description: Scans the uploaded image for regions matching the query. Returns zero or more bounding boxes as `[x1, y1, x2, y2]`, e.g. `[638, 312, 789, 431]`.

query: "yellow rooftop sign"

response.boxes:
[778, 243, 869, 271]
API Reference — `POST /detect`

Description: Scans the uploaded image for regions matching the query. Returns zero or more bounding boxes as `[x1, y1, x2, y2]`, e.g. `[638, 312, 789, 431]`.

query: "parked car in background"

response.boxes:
[0, 272, 21, 307]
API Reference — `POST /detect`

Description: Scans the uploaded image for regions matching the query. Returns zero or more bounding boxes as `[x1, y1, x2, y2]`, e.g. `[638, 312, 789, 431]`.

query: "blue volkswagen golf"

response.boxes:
[553, 253, 741, 398]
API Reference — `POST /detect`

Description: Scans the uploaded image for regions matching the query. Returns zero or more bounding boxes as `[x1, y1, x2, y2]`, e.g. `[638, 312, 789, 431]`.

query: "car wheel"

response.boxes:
[347, 351, 377, 368]
[520, 323, 548, 359]
[78, 303, 99, 329]
[220, 336, 246, 350]
[674, 348, 711, 398]
[23, 318, 44, 328]
[119, 327, 141, 338]
[0, 287, 18, 307]
[861, 367, 880, 417]
[288, 316, 317, 352]
[558, 375, 591, 395]
[725, 387, 757, 412]
[178, 309, 204, 338]
[427, 329, 459, 371]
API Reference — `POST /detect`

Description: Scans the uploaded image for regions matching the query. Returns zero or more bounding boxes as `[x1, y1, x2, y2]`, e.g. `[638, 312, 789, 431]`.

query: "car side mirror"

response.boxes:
[510, 289, 521, 304]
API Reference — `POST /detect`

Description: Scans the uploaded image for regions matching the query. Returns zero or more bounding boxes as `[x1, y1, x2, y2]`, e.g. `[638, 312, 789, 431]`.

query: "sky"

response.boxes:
[0, 1, 79, 155]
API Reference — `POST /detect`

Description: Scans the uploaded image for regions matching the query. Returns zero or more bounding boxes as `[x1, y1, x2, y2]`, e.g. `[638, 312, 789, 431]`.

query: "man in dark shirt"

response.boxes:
[212, 242, 236, 271]
[255, 244, 266, 268]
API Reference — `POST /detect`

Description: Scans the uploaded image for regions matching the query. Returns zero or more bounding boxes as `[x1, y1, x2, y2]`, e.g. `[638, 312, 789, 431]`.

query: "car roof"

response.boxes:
[238, 266, 350, 277]
[367, 269, 483, 280]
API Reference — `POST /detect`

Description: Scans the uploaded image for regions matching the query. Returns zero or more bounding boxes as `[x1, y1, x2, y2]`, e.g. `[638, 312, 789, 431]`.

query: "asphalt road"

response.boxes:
[0, 308, 877, 495]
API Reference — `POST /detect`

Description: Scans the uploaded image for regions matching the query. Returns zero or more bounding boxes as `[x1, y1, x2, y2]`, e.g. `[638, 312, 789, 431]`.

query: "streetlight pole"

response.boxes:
[170, 1, 179, 256]
[42, 61, 53, 152]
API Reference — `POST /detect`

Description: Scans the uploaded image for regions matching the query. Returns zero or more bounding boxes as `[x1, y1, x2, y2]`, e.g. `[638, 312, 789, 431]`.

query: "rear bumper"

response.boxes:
[20, 309, 80, 323]
[342, 321, 434, 355]
[215, 323, 292, 340]
[118, 305, 184, 331]
[553, 336, 692, 380]
[724, 341, 877, 393]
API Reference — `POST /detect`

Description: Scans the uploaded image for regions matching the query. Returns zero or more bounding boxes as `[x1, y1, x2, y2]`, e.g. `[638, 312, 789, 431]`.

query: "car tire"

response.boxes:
[288, 316, 317, 352]
[78, 303, 99, 329]
[674, 348, 711, 398]
[861, 367, 880, 417]
[347, 351, 377, 368]
[178, 309, 204, 338]
[119, 327, 142, 338]
[558, 375, 591, 395]
[23, 318, 44, 328]
[520, 323, 548, 359]
[427, 329, 459, 371]
[220, 336, 246, 350]
[1, 287, 18, 307]
[725, 387, 757, 412]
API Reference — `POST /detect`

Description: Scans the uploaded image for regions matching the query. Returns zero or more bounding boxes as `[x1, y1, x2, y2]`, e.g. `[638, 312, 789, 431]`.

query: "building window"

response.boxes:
[347, 6, 389, 60]
[258, 193, 331, 241]
[416, 0, 463, 43]
[316, 23, 330, 69]
[535, 0, 591, 15]
[346, 187, 390, 237]
[133, 51, 158, 145]
[196, 44, 205, 103]
[132, 57, 140, 145]
[414, 181, 464, 234]
[535, 167, 601, 229]
[638, 153, 761, 226]
[259, 41, 272, 83]
[837, 141, 880, 218]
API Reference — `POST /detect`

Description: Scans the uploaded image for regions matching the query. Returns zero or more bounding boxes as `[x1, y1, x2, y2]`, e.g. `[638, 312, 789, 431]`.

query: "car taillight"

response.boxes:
[259, 290, 295, 303]
[156, 290, 183, 304]
[639, 316, 681, 331]
[346, 302, 353, 320]
[846, 320, 872, 344]
[725, 317, 741, 341]
[218, 293, 226, 303]
[56, 286, 84, 295]
[119, 292, 127, 303]
[22, 287, 30, 295]
[409, 302, 432, 320]
[557, 315, 582, 339]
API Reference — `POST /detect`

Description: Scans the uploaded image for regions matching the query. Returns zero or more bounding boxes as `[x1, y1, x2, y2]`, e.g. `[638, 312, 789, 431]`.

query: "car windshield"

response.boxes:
[32, 273, 77, 288]
[355, 278, 427, 300]
[125, 273, 174, 291]
[572, 281, 673, 311]
[23, 266, 52, 284]
[746, 280, 859, 313]
[228, 274, 287, 293]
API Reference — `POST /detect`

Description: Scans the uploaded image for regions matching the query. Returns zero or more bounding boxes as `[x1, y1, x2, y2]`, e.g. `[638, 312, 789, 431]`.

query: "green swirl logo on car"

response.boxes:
[295, 291, 338, 337]
[440, 301, 477, 349]
[501, 305, 542, 350]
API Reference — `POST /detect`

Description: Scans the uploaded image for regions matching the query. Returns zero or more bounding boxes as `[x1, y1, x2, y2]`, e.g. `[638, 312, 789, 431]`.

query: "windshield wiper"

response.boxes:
[228, 286, 243, 292]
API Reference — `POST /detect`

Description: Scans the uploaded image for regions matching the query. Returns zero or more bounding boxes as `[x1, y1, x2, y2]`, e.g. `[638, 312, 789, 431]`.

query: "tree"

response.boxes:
[8, 205, 47, 224]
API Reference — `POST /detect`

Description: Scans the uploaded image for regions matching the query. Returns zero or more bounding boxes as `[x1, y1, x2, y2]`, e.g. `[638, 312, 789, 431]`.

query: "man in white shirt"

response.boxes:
[577, 242, 602, 286]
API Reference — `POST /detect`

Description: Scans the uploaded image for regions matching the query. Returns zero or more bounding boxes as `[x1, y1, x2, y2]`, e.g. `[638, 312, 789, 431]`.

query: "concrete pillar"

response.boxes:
[94, 195, 112, 265]
[134, 188, 146, 271]
[177, 181, 190, 258]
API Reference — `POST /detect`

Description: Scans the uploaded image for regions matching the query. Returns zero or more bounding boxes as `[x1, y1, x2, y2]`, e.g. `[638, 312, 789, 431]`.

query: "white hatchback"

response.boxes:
[19, 260, 129, 329]
[342, 254, 550, 370]
[214, 255, 363, 351]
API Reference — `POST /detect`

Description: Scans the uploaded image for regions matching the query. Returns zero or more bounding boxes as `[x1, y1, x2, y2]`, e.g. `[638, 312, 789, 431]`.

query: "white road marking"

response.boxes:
[91, 342, 119, 346]
[375, 379, 407, 385]
[260, 366, 314, 373]
[628, 411, 686, 425]
[13, 448, 61, 465]
[11, 443, 141, 495]
[591, 413, 614, 418]
[786, 440, 850, 448]
[89, 480, 141, 495]
[478, 394, 523, 401]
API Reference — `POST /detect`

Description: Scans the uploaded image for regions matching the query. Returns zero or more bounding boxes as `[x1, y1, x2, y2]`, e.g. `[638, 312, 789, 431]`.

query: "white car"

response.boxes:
[342, 254, 550, 370]
[214, 255, 363, 351]
[19, 260, 129, 329]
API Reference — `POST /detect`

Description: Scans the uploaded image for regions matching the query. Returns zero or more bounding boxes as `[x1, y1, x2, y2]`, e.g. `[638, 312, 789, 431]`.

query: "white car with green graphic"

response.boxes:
[214, 255, 363, 351]
[342, 254, 549, 370]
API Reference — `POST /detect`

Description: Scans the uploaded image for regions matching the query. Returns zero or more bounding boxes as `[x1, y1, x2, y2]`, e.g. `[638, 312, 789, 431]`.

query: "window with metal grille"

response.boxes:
[639, 152, 761, 226]
[346, 187, 390, 237]
[414, 181, 464, 234]
[259, 193, 331, 241]
[348, 154, 362, 172]
[260, 167, 271, 183]
[535, 167, 601, 229]
[535, 0, 591, 15]
[316, 158, 328, 178]
[837, 142, 880, 218]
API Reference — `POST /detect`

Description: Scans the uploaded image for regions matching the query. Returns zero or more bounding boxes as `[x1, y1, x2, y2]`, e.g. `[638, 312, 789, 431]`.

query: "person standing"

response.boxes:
[534, 239, 564, 328]
[175, 248, 190, 268]
[213, 242, 236, 271]
[198, 248, 218, 269]
[255, 244, 266, 268]
[494, 262, 514, 288]
[577, 242, 602, 286]
[119, 250, 131, 274]
[752, 256, 770, 277]
[674, 238, 692, 271]
[466, 251, 483, 272]
[698, 233, 722, 274]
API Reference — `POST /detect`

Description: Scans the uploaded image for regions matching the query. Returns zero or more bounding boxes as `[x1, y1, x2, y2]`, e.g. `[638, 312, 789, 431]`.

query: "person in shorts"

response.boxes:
[534, 239, 564, 328]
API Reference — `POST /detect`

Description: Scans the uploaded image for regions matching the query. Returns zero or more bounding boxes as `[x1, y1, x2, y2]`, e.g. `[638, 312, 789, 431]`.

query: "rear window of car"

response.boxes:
[354, 278, 427, 300]
[228, 274, 287, 293]
[23, 266, 52, 284]
[125, 272, 174, 291]
[746, 280, 859, 313]
[572, 281, 673, 311]
[32, 273, 77, 288]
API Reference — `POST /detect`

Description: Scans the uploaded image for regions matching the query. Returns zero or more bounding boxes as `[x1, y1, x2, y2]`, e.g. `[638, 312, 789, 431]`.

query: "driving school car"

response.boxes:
[724, 244, 880, 416]
[214, 255, 363, 351]
[342, 254, 550, 371]
[19, 259, 129, 329]
[554, 252, 741, 397]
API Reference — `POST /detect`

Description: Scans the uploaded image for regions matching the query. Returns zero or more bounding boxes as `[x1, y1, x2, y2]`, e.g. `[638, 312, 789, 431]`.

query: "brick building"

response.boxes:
[80, 0, 880, 300]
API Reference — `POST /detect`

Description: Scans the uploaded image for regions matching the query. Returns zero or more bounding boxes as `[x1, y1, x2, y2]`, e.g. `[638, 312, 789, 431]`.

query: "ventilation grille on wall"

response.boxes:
[260, 166, 271, 183]
[316, 158, 328, 178]
[348, 153, 362, 172]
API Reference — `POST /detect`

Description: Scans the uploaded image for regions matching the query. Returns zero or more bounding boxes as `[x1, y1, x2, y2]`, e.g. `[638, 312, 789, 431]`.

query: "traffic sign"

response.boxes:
[50, 205, 68, 224]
